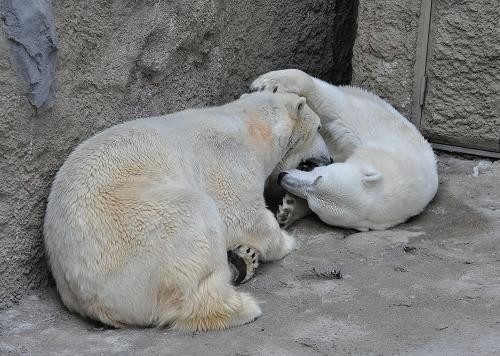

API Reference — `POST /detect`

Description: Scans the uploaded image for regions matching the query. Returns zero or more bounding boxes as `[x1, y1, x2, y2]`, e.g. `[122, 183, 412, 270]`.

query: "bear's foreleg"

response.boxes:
[227, 245, 259, 285]
[228, 207, 296, 283]
[241, 208, 296, 262]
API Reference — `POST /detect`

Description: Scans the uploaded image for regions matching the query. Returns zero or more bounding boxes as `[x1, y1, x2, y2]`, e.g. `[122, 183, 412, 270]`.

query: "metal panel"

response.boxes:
[432, 143, 500, 159]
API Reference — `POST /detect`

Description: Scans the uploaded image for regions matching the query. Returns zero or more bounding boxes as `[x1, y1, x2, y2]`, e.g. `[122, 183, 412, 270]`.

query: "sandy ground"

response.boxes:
[1, 153, 499, 355]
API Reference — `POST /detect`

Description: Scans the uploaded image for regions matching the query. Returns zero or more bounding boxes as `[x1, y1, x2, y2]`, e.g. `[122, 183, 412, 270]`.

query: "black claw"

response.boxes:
[227, 250, 247, 285]
[246, 248, 251, 253]
[251, 253, 256, 258]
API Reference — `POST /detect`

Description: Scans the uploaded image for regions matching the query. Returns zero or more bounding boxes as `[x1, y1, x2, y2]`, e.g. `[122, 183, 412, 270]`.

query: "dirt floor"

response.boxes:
[1, 152, 499, 355]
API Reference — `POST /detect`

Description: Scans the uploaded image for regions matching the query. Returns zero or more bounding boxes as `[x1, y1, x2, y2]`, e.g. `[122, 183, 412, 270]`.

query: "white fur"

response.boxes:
[252, 69, 438, 231]
[43, 92, 325, 330]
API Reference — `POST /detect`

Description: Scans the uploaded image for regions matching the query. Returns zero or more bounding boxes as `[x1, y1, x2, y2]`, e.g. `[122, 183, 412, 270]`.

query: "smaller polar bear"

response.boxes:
[251, 69, 438, 231]
[44, 91, 328, 331]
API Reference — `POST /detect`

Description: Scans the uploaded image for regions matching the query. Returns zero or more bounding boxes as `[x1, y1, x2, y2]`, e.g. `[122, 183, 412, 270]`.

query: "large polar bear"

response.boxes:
[251, 69, 438, 231]
[43, 91, 329, 331]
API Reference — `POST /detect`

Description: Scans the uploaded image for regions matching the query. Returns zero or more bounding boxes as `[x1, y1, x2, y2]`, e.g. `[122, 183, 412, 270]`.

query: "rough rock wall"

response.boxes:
[421, 0, 500, 151]
[0, 0, 357, 309]
[352, 0, 499, 153]
[351, 0, 421, 118]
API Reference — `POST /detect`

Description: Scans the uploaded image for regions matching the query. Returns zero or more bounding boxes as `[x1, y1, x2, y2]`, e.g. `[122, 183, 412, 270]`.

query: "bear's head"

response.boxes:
[278, 161, 383, 230]
[239, 91, 330, 205]
[275, 93, 329, 170]
[241, 92, 330, 177]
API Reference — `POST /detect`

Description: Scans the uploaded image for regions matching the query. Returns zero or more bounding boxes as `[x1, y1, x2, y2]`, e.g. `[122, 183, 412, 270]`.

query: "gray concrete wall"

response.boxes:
[0, 0, 357, 309]
[351, 0, 421, 118]
[352, 0, 499, 153]
[422, 0, 500, 151]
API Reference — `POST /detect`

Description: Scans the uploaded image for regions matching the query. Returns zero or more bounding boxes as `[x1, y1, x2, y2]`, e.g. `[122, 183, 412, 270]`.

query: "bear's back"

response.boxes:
[337, 86, 429, 153]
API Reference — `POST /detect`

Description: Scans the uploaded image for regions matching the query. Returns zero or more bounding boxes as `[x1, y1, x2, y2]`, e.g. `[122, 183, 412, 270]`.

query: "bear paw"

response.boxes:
[276, 195, 297, 228]
[250, 69, 314, 96]
[227, 245, 259, 285]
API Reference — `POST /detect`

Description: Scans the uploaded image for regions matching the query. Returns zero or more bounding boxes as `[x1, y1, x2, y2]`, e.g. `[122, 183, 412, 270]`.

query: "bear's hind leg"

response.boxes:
[170, 266, 262, 331]
[151, 192, 261, 331]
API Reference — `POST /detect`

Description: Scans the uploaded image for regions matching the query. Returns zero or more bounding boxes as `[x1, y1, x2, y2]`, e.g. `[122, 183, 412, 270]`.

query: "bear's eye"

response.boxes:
[317, 125, 322, 131]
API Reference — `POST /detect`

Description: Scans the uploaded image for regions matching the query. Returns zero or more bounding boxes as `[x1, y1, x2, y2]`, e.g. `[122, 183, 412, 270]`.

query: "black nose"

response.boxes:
[277, 172, 288, 185]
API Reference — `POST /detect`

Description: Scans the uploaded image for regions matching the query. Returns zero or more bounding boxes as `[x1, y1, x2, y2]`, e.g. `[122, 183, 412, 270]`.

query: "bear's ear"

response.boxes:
[361, 167, 381, 186]
[295, 97, 307, 116]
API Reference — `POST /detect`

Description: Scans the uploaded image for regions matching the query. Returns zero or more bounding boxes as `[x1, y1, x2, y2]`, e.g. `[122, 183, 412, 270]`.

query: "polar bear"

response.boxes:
[43, 91, 329, 331]
[251, 69, 438, 231]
